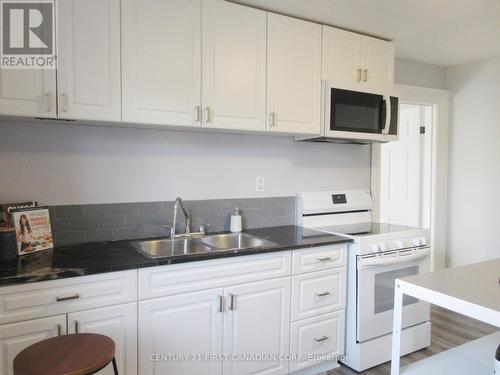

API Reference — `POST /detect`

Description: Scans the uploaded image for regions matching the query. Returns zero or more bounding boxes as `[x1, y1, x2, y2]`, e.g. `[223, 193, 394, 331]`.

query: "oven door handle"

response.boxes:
[358, 248, 430, 269]
[382, 95, 391, 135]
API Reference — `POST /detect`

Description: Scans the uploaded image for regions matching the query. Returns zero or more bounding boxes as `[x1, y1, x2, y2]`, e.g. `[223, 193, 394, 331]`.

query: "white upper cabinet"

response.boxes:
[121, 0, 202, 127]
[322, 25, 394, 90]
[202, 0, 266, 131]
[56, 0, 121, 122]
[0, 70, 56, 117]
[322, 26, 361, 84]
[361, 36, 395, 89]
[267, 13, 322, 135]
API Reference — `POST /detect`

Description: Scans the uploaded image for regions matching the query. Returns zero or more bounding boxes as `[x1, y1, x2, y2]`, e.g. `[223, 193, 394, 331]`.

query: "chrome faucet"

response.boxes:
[172, 197, 190, 238]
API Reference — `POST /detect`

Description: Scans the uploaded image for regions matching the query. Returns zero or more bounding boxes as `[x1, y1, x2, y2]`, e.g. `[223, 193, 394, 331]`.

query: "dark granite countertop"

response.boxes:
[0, 225, 349, 287]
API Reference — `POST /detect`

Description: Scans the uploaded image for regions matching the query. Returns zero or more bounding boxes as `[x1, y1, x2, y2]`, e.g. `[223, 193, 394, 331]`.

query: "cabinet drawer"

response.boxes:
[291, 268, 346, 321]
[139, 251, 291, 300]
[0, 270, 137, 324]
[290, 311, 345, 372]
[292, 244, 346, 275]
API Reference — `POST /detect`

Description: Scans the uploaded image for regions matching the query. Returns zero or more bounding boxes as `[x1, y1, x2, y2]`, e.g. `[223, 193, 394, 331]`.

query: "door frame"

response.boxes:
[371, 84, 449, 270]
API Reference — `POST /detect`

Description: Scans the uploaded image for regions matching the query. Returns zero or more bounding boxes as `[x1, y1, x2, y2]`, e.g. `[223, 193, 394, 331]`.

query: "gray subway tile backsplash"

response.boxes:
[49, 196, 296, 247]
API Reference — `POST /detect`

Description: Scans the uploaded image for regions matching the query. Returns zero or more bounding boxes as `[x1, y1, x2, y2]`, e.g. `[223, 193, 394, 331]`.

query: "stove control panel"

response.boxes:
[364, 235, 430, 253]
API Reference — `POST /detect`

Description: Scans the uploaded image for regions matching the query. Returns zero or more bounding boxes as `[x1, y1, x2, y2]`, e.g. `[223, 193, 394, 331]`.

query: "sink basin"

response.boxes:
[132, 238, 213, 258]
[198, 233, 276, 250]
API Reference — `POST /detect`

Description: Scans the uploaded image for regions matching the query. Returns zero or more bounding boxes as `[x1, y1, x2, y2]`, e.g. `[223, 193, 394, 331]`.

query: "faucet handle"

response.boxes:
[162, 224, 175, 238]
[199, 223, 210, 235]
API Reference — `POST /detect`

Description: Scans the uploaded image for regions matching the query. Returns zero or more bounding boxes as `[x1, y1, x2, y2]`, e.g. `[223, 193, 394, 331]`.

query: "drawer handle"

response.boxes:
[316, 291, 331, 297]
[56, 294, 80, 302]
[314, 336, 329, 343]
[317, 257, 332, 262]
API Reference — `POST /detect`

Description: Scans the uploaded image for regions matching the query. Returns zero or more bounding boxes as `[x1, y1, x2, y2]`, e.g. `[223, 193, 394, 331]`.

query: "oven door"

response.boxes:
[323, 81, 399, 143]
[356, 246, 431, 342]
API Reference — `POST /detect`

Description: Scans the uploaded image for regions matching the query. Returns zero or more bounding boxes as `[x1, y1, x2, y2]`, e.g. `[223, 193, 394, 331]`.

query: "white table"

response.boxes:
[391, 258, 500, 375]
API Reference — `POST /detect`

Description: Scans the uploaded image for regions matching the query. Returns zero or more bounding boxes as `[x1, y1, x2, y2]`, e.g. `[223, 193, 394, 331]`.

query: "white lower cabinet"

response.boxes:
[223, 277, 291, 375]
[0, 315, 66, 375]
[68, 303, 138, 375]
[138, 288, 224, 375]
[289, 311, 345, 372]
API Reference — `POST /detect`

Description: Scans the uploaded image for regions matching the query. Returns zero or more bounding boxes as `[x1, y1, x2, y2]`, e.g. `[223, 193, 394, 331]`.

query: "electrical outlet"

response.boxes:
[256, 176, 265, 192]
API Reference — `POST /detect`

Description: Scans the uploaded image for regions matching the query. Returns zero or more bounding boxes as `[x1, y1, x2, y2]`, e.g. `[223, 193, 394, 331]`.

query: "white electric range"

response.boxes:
[297, 190, 431, 372]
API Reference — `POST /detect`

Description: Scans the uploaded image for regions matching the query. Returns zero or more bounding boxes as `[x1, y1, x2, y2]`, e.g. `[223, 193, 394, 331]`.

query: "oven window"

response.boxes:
[330, 88, 384, 133]
[374, 266, 419, 314]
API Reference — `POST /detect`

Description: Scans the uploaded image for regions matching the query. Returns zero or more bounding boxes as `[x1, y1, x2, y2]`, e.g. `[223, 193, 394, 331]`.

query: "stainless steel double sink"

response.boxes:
[132, 233, 277, 259]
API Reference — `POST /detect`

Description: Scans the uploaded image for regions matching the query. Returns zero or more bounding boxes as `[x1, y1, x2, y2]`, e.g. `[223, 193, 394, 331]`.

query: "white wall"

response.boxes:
[446, 56, 500, 267]
[395, 58, 447, 89]
[0, 121, 371, 205]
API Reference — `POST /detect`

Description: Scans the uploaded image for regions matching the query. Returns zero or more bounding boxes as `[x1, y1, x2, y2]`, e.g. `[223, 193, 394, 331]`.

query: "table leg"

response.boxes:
[391, 282, 404, 375]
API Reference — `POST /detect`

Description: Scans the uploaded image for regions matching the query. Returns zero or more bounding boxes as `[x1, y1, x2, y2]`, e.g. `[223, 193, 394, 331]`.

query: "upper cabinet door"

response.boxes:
[56, 0, 121, 122]
[267, 13, 321, 135]
[202, 0, 266, 131]
[121, 0, 202, 127]
[322, 26, 362, 84]
[0, 70, 56, 117]
[361, 36, 395, 89]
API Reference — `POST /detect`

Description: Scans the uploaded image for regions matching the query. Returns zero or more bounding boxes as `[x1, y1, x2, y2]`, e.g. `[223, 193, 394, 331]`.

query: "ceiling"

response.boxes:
[232, 0, 500, 67]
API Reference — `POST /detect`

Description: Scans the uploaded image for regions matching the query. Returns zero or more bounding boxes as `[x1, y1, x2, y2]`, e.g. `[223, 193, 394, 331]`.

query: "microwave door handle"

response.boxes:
[382, 95, 391, 135]
[358, 248, 430, 269]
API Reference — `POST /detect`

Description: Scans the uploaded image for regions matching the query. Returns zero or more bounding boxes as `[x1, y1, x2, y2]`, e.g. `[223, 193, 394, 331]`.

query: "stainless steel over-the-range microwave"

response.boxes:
[300, 81, 400, 144]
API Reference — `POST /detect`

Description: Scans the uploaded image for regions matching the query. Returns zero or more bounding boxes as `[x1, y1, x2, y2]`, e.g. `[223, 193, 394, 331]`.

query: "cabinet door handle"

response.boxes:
[269, 112, 276, 127]
[357, 68, 362, 82]
[194, 106, 201, 122]
[57, 324, 62, 336]
[317, 257, 332, 262]
[74, 320, 79, 334]
[56, 294, 80, 302]
[363, 69, 368, 82]
[43, 92, 52, 113]
[204, 107, 210, 123]
[218, 295, 224, 313]
[316, 291, 331, 297]
[314, 336, 329, 343]
[228, 294, 236, 311]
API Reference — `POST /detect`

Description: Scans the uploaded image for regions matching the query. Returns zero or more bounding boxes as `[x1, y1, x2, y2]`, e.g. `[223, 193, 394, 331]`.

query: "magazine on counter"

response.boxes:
[11, 207, 53, 255]
[1, 201, 38, 228]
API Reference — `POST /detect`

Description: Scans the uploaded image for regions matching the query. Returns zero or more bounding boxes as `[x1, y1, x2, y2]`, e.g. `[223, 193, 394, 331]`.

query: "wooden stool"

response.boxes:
[13, 333, 118, 375]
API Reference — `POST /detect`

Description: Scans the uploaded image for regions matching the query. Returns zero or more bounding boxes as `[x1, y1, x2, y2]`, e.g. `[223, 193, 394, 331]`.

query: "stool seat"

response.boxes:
[14, 333, 116, 375]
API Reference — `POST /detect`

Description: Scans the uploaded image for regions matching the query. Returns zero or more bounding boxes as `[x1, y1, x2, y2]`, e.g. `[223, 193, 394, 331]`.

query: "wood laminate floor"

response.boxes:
[324, 306, 498, 375]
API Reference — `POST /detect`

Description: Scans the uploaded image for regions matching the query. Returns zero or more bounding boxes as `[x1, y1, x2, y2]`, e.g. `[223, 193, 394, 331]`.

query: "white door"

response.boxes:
[379, 104, 433, 227]
[56, 0, 121, 121]
[202, 0, 266, 131]
[0, 70, 56, 117]
[138, 288, 223, 375]
[267, 13, 322, 135]
[361, 36, 394, 90]
[223, 277, 290, 375]
[322, 26, 361, 84]
[121, 0, 202, 126]
[67, 303, 137, 375]
[0, 315, 66, 375]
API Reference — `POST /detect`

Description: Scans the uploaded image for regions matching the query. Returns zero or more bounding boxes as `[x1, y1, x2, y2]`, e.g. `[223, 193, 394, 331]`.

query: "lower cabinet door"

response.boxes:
[223, 277, 291, 375]
[289, 310, 345, 372]
[0, 314, 66, 375]
[138, 288, 224, 375]
[67, 303, 137, 375]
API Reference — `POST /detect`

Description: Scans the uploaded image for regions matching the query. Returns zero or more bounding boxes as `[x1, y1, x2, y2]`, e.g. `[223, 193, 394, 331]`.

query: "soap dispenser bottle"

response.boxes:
[230, 207, 242, 233]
